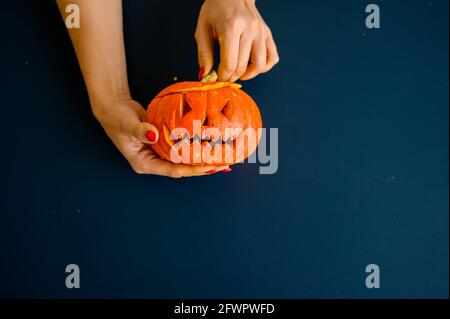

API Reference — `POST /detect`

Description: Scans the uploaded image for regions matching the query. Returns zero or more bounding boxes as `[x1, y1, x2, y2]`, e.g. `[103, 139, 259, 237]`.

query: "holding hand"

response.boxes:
[93, 99, 229, 177]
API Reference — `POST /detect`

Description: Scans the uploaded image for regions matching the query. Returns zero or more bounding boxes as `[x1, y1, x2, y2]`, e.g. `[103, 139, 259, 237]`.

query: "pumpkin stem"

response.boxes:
[201, 70, 218, 83]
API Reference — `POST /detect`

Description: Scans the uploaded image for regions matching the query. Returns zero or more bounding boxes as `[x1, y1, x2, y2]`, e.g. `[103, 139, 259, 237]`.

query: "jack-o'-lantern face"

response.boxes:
[147, 81, 262, 166]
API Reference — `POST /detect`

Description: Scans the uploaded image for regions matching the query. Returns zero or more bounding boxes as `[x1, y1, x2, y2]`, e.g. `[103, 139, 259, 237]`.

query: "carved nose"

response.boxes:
[202, 116, 211, 126]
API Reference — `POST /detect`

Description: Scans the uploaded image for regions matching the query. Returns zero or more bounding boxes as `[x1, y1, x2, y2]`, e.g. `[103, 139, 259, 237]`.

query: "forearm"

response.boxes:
[57, 0, 130, 114]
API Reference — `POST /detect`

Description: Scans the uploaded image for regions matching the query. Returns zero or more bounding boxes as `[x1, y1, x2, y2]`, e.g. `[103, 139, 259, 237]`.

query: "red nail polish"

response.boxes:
[205, 169, 217, 174]
[198, 67, 205, 81]
[146, 130, 157, 143]
[222, 168, 232, 173]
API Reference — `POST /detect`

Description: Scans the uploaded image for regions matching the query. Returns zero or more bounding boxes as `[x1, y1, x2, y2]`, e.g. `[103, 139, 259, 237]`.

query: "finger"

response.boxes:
[166, 163, 230, 178]
[113, 101, 159, 145]
[240, 37, 267, 81]
[264, 35, 280, 72]
[140, 123, 159, 145]
[195, 27, 214, 76]
[229, 34, 252, 83]
[218, 31, 241, 82]
[128, 121, 159, 145]
[138, 153, 230, 178]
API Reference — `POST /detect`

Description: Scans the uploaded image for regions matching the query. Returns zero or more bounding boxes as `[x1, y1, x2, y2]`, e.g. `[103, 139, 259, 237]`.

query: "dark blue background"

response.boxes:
[0, 0, 448, 298]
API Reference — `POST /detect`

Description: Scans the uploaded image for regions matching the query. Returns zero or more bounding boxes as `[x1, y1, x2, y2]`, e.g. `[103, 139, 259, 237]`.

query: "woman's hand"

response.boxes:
[93, 99, 229, 177]
[58, 0, 229, 177]
[195, 0, 279, 82]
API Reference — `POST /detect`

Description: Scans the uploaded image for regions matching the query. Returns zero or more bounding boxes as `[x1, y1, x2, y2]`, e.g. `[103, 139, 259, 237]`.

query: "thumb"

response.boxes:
[130, 121, 159, 145]
[195, 27, 214, 77]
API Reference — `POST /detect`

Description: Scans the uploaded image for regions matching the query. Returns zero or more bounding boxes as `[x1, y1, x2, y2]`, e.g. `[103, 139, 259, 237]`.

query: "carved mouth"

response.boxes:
[188, 135, 235, 147]
[171, 134, 237, 149]
[160, 123, 259, 164]
[163, 124, 242, 148]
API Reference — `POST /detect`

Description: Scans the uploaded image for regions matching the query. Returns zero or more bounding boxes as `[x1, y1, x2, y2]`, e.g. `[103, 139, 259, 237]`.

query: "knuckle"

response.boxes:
[249, 20, 259, 32]
[235, 65, 247, 76]
[197, 51, 210, 60]
[226, 16, 244, 31]
[132, 126, 141, 139]
[258, 24, 266, 35]
[223, 62, 238, 73]
[255, 61, 266, 72]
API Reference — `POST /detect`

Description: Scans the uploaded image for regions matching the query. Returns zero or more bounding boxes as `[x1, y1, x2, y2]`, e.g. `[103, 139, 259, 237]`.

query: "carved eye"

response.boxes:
[220, 100, 232, 120]
[180, 94, 192, 118]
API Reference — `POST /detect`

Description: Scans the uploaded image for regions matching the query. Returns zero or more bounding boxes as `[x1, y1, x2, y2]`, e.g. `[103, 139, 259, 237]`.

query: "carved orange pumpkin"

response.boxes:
[147, 80, 262, 166]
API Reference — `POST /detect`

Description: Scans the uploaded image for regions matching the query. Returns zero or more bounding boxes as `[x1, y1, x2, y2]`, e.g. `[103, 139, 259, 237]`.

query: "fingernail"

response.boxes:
[198, 67, 205, 81]
[205, 169, 217, 174]
[221, 168, 232, 173]
[146, 130, 157, 143]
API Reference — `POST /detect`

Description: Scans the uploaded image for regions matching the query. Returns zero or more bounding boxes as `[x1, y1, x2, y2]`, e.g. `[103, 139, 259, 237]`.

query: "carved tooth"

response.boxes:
[163, 124, 174, 147]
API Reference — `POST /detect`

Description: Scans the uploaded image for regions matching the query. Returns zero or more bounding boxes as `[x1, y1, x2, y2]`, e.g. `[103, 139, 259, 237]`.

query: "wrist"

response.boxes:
[89, 89, 131, 121]
[85, 73, 131, 114]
